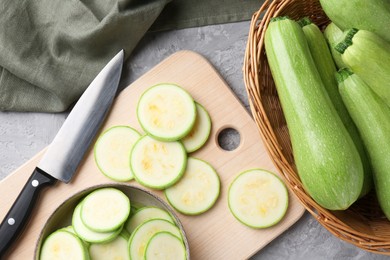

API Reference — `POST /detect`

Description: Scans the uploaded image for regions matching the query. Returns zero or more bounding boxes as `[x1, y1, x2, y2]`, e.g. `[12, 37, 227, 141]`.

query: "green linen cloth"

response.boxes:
[0, 0, 261, 112]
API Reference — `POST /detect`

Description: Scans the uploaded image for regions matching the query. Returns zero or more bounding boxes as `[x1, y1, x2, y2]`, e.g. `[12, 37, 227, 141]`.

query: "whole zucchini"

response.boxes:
[323, 23, 346, 69]
[264, 17, 363, 210]
[336, 29, 390, 107]
[319, 0, 390, 42]
[337, 69, 390, 220]
[300, 18, 372, 197]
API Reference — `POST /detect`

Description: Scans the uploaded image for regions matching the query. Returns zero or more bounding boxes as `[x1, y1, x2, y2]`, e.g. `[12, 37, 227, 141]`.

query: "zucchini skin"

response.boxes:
[301, 21, 373, 197]
[264, 18, 363, 210]
[338, 71, 390, 220]
[337, 29, 390, 107]
[319, 0, 390, 42]
[323, 23, 346, 69]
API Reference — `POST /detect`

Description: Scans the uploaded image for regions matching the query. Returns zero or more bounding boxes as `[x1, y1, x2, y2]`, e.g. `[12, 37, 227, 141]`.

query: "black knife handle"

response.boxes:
[0, 168, 56, 257]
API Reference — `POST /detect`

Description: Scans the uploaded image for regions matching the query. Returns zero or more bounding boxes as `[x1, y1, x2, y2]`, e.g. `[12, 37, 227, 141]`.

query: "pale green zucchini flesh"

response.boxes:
[145, 231, 186, 260]
[228, 169, 288, 228]
[300, 18, 372, 197]
[81, 188, 130, 232]
[94, 126, 141, 182]
[130, 135, 187, 190]
[336, 29, 390, 108]
[125, 207, 174, 234]
[60, 226, 90, 248]
[128, 219, 183, 260]
[338, 69, 390, 220]
[40, 230, 88, 260]
[264, 17, 363, 210]
[137, 83, 196, 141]
[165, 157, 220, 215]
[181, 103, 212, 153]
[88, 234, 129, 260]
[72, 203, 122, 244]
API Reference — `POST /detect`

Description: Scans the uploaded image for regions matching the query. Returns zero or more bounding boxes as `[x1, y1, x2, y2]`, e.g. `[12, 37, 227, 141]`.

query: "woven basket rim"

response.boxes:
[243, 0, 390, 254]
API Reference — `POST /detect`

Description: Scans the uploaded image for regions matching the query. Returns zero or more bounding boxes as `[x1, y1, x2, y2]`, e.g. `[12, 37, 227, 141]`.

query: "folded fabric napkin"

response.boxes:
[0, 0, 261, 112]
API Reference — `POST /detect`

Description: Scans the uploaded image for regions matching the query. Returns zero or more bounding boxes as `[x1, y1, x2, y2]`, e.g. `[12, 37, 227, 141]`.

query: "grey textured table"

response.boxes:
[0, 21, 387, 260]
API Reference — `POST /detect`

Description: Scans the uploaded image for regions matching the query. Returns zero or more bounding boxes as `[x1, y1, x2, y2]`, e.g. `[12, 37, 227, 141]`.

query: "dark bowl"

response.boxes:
[34, 183, 190, 259]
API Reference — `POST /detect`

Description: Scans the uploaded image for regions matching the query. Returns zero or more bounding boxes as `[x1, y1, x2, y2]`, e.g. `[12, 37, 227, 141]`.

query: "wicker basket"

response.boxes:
[243, 0, 390, 254]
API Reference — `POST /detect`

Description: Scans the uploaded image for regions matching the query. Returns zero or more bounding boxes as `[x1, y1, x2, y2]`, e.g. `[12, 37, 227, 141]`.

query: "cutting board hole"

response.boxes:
[217, 128, 240, 151]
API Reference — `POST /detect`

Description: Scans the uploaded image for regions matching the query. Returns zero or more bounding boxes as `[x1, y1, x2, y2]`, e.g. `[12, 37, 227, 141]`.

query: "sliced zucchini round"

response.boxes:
[228, 169, 289, 228]
[165, 157, 220, 215]
[40, 230, 88, 260]
[128, 219, 182, 260]
[181, 103, 212, 153]
[59, 226, 90, 248]
[94, 126, 141, 181]
[89, 233, 129, 260]
[81, 188, 130, 232]
[137, 83, 196, 141]
[145, 231, 186, 260]
[130, 135, 187, 189]
[125, 207, 174, 234]
[72, 203, 122, 243]
[59, 225, 76, 234]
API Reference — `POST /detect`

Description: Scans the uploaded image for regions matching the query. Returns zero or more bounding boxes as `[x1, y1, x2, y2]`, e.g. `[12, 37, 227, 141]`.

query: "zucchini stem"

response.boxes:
[270, 16, 290, 23]
[335, 28, 359, 54]
[298, 17, 312, 27]
[335, 68, 354, 83]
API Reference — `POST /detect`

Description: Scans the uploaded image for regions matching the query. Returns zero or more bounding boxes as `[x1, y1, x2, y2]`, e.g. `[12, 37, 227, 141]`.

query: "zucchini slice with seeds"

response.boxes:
[81, 188, 130, 232]
[72, 203, 122, 244]
[228, 169, 288, 228]
[94, 126, 141, 181]
[137, 83, 196, 141]
[40, 230, 88, 260]
[145, 231, 186, 260]
[128, 219, 182, 260]
[130, 135, 187, 190]
[165, 157, 220, 215]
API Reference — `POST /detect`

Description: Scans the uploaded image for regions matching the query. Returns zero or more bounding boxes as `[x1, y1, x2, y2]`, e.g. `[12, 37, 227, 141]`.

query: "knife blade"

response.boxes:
[0, 50, 124, 256]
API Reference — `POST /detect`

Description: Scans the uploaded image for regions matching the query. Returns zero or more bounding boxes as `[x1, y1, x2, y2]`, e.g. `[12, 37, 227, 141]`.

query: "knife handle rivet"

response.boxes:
[7, 218, 15, 225]
[32, 180, 39, 187]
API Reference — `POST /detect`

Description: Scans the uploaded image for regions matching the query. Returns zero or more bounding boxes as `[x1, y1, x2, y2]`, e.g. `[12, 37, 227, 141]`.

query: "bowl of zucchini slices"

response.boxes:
[34, 184, 190, 260]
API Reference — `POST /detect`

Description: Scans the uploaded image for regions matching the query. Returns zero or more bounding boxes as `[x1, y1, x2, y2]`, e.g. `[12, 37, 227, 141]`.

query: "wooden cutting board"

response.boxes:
[0, 51, 305, 260]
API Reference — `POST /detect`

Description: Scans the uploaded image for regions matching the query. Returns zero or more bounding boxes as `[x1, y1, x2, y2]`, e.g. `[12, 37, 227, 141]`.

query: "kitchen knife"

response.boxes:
[0, 50, 124, 256]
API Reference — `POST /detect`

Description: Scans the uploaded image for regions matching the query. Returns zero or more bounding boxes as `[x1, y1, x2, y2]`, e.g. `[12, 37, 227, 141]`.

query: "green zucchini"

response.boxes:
[323, 23, 347, 69]
[264, 17, 363, 210]
[319, 0, 390, 42]
[337, 69, 390, 220]
[335, 29, 390, 107]
[300, 18, 372, 197]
